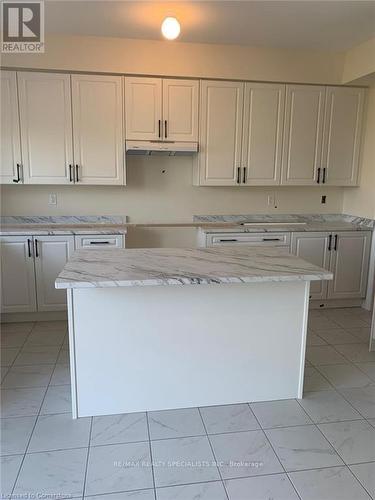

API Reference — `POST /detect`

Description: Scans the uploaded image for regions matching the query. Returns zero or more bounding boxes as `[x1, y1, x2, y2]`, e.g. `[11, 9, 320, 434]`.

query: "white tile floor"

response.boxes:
[1, 307, 374, 500]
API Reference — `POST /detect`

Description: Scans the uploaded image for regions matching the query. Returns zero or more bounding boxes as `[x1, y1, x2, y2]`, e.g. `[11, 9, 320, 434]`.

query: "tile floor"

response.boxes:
[1, 307, 375, 499]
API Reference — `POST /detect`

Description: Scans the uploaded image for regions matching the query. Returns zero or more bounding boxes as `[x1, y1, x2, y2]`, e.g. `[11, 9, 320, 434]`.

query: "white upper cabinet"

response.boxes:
[242, 83, 285, 185]
[282, 85, 325, 185]
[162, 79, 199, 141]
[198, 80, 244, 186]
[125, 77, 162, 140]
[72, 74, 124, 185]
[18, 72, 73, 184]
[1, 71, 22, 184]
[322, 87, 365, 186]
[0, 236, 37, 313]
[328, 231, 371, 300]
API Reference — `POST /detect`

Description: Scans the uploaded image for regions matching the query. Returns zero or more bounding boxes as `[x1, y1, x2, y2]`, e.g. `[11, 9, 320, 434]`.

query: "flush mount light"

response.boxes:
[161, 17, 181, 40]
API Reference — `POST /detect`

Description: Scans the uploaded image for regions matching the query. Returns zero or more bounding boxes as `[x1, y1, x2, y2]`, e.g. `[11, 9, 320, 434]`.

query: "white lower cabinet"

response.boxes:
[291, 231, 371, 301]
[33, 236, 74, 311]
[0, 236, 37, 313]
[1, 235, 74, 313]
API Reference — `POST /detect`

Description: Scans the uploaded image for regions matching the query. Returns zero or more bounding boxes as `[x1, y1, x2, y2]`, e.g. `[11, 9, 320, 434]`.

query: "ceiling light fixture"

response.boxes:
[161, 17, 180, 40]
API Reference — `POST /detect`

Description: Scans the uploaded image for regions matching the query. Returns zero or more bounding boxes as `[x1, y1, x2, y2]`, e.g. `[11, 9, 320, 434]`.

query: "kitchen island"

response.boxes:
[56, 247, 332, 418]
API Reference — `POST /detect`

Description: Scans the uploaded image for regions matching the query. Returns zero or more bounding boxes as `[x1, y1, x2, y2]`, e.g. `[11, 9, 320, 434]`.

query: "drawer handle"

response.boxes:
[262, 238, 282, 242]
[218, 239, 238, 242]
[89, 241, 111, 245]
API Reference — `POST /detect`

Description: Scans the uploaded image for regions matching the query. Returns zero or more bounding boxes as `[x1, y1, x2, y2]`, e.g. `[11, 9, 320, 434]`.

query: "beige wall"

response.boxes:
[1, 34, 345, 84]
[342, 37, 375, 84]
[343, 88, 375, 220]
[2, 156, 344, 247]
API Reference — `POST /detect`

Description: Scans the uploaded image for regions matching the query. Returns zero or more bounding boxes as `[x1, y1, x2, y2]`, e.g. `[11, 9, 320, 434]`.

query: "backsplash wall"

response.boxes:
[1, 156, 344, 248]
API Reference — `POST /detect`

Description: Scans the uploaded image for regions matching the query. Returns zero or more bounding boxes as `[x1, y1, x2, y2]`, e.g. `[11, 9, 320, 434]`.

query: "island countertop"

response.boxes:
[55, 246, 333, 289]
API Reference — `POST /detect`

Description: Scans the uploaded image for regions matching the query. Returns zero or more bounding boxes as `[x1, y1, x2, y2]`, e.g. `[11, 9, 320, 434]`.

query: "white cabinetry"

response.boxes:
[291, 231, 371, 301]
[34, 236, 74, 311]
[74, 234, 124, 249]
[125, 77, 198, 142]
[323, 87, 365, 186]
[18, 72, 73, 185]
[0, 236, 36, 313]
[198, 80, 244, 185]
[1, 72, 22, 184]
[242, 83, 285, 185]
[282, 85, 325, 185]
[71, 74, 125, 185]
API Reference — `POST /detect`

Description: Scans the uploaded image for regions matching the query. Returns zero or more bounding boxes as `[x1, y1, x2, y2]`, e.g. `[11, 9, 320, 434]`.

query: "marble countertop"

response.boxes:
[0, 215, 128, 235]
[194, 213, 374, 233]
[55, 246, 333, 289]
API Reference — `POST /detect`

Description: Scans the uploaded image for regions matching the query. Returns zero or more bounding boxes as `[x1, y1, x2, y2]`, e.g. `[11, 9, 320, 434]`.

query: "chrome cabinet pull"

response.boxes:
[317, 167, 321, 184]
[75, 165, 79, 182]
[13, 163, 21, 183]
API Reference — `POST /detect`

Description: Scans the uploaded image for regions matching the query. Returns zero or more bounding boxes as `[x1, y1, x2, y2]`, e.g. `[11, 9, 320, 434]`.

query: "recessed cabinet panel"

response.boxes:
[242, 83, 285, 185]
[328, 232, 371, 299]
[125, 77, 162, 140]
[162, 79, 199, 141]
[323, 87, 364, 186]
[34, 236, 74, 311]
[18, 72, 73, 184]
[291, 232, 330, 300]
[199, 80, 244, 185]
[72, 74, 124, 185]
[1, 72, 22, 184]
[282, 85, 325, 185]
[0, 236, 36, 313]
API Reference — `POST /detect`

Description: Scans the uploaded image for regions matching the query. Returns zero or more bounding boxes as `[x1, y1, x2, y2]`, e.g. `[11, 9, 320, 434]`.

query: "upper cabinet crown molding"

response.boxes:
[71, 74, 125, 185]
[18, 71, 74, 185]
[1, 71, 22, 185]
[125, 76, 199, 142]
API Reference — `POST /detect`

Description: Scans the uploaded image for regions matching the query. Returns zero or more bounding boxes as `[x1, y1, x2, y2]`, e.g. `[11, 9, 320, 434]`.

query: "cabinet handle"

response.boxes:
[89, 241, 110, 245]
[27, 238, 32, 258]
[317, 167, 321, 184]
[69, 164, 74, 182]
[218, 239, 238, 242]
[237, 167, 241, 184]
[334, 234, 338, 251]
[158, 120, 161, 138]
[262, 238, 281, 242]
[328, 234, 332, 251]
[243, 167, 247, 184]
[322, 167, 326, 184]
[75, 165, 79, 182]
[34, 239, 39, 258]
[164, 120, 168, 139]
[13, 163, 21, 183]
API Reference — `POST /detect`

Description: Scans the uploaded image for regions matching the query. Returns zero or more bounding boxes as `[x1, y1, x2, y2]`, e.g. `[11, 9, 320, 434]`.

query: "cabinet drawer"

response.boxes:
[75, 235, 124, 249]
[208, 232, 291, 247]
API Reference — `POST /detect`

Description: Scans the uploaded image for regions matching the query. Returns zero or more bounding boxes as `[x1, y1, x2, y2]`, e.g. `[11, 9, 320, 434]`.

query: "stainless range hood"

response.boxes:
[126, 140, 198, 156]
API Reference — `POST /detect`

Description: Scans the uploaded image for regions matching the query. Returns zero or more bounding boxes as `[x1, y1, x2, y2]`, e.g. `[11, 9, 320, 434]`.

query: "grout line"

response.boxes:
[81, 416, 93, 499]
[197, 406, 230, 500]
[145, 411, 157, 500]
[346, 465, 375, 500]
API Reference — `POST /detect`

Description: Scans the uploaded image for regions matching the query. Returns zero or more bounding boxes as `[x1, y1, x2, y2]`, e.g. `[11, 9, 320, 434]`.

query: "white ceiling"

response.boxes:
[45, 1, 375, 51]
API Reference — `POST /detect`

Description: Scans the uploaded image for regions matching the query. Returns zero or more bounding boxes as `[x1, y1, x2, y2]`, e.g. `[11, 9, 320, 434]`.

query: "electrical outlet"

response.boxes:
[48, 193, 57, 206]
[267, 194, 275, 207]
[321, 195, 327, 204]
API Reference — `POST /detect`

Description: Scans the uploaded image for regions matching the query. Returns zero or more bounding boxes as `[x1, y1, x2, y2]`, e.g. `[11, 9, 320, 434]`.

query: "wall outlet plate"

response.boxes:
[48, 193, 57, 206]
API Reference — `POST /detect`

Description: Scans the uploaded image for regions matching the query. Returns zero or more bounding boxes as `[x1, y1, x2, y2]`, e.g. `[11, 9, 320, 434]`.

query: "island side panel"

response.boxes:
[70, 281, 310, 417]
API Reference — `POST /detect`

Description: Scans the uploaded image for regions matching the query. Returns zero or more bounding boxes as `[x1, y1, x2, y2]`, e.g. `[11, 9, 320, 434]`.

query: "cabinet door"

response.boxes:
[328, 231, 371, 299]
[72, 74, 124, 185]
[162, 79, 199, 142]
[291, 232, 330, 300]
[242, 83, 285, 185]
[34, 236, 74, 311]
[281, 85, 325, 185]
[1, 71, 22, 184]
[125, 77, 162, 140]
[18, 72, 73, 184]
[323, 87, 365, 186]
[199, 80, 244, 186]
[0, 236, 36, 313]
